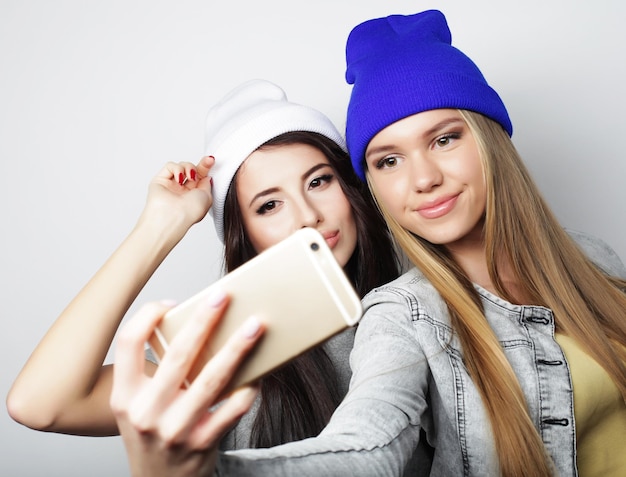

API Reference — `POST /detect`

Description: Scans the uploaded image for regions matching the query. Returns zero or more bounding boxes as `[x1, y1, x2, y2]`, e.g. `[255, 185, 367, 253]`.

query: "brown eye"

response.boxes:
[434, 132, 461, 149]
[309, 174, 333, 189]
[376, 156, 398, 169]
[256, 200, 277, 215]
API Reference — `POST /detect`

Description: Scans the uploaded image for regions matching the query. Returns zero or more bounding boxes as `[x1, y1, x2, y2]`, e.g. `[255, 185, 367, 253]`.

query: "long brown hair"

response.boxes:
[368, 110, 626, 477]
[223, 131, 399, 448]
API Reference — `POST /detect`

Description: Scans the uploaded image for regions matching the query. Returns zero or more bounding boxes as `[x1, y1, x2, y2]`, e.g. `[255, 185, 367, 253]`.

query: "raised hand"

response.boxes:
[139, 156, 216, 232]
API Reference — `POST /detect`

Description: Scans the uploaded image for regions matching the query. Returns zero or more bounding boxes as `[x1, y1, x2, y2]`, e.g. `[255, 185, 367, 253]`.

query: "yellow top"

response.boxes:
[555, 333, 626, 476]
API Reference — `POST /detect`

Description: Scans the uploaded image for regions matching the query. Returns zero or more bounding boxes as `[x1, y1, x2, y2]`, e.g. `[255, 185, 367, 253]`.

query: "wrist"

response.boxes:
[131, 211, 191, 257]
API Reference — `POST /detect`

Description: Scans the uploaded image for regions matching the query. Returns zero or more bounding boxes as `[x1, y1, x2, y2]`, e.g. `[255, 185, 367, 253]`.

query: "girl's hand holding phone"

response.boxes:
[110, 290, 264, 477]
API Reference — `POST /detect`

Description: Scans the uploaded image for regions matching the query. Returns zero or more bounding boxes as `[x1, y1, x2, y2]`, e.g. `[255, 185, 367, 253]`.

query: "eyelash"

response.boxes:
[255, 201, 277, 215]
[434, 131, 461, 148]
[255, 173, 335, 215]
[374, 131, 463, 169]
[309, 173, 334, 189]
[375, 156, 398, 170]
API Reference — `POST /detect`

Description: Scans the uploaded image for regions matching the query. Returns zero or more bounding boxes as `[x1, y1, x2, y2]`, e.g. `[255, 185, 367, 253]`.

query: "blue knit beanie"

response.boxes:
[345, 10, 513, 180]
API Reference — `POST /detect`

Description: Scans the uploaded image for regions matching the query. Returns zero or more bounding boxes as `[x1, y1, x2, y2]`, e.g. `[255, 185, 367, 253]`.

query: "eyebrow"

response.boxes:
[247, 162, 331, 207]
[365, 116, 466, 160]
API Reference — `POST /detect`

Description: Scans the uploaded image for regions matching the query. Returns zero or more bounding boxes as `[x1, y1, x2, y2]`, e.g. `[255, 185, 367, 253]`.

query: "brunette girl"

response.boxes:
[7, 79, 398, 451]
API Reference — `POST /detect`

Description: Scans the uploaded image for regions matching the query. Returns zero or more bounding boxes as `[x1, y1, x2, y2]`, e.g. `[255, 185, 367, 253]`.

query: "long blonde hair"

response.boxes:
[367, 110, 626, 477]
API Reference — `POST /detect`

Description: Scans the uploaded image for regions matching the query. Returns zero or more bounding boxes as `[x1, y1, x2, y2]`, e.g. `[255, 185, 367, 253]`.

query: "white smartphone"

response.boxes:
[148, 227, 362, 397]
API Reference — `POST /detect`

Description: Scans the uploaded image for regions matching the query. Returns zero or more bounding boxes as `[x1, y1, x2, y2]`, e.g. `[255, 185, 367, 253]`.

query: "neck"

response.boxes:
[445, 226, 528, 304]
[446, 236, 491, 289]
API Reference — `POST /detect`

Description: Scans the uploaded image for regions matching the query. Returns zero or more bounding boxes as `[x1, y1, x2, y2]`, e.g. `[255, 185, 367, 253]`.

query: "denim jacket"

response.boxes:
[216, 230, 626, 476]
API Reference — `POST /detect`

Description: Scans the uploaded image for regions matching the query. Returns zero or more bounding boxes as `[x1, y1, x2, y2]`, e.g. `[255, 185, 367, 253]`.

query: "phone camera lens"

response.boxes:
[310, 242, 320, 251]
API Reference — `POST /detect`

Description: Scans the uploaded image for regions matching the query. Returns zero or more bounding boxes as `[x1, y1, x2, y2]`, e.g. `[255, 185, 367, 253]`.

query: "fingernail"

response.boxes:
[190, 169, 196, 181]
[206, 288, 227, 308]
[241, 316, 261, 339]
[178, 173, 184, 185]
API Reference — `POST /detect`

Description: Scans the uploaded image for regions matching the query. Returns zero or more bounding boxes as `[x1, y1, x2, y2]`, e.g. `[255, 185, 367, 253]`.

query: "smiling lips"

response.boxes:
[322, 230, 340, 249]
[416, 194, 459, 219]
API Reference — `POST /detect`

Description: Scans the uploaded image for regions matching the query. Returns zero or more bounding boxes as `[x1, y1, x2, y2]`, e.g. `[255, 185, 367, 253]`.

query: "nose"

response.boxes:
[295, 197, 322, 228]
[410, 154, 443, 193]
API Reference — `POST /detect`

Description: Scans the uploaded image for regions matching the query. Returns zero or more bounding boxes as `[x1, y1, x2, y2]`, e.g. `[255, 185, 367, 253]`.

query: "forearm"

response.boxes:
[215, 411, 420, 477]
[7, 216, 187, 434]
[215, 297, 428, 476]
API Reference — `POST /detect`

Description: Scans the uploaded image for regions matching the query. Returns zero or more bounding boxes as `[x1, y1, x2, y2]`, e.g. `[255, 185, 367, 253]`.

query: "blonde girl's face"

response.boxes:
[365, 109, 486, 249]
[236, 143, 358, 268]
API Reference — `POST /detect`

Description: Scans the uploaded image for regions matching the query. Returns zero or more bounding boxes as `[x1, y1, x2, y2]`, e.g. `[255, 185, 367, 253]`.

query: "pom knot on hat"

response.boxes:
[345, 9, 513, 180]
[205, 79, 346, 242]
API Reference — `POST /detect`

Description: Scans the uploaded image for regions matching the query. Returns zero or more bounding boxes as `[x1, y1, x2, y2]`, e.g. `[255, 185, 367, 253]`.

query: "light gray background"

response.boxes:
[1, 1, 625, 475]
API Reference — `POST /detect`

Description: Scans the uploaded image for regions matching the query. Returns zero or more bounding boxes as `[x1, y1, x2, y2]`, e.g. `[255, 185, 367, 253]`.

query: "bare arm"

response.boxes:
[6, 157, 215, 436]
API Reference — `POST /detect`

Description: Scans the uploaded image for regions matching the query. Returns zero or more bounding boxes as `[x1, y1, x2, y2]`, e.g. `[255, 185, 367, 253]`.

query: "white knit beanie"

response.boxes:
[205, 79, 346, 242]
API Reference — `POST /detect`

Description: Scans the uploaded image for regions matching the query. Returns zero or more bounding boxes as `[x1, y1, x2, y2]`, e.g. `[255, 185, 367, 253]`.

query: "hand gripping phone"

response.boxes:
[147, 227, 362, 397]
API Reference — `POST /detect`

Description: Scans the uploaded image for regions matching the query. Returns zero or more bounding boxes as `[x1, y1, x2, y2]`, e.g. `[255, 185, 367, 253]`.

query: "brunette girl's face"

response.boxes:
[235, 143, 358, 267]
[365, 109, 486, 249]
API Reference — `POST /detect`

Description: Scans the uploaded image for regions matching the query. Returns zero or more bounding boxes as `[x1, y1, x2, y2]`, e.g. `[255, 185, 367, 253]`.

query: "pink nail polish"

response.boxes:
[206, 288, 227, 308]
[241, 316, 261, 339]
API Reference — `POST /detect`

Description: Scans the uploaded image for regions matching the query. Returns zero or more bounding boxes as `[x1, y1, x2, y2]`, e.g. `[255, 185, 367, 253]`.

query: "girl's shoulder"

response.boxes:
[566, 228, 626, 279]
[361, 267, 448, 317]
[364, 267, 428, 298]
